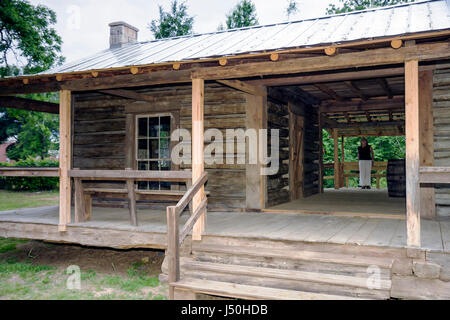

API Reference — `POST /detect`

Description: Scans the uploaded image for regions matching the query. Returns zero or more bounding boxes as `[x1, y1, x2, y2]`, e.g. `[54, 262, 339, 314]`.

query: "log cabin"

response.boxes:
[0, 0, 450, 299]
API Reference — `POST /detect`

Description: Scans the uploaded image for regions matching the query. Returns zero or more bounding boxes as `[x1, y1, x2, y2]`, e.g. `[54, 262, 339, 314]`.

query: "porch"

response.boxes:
[0, 205, 448, 252]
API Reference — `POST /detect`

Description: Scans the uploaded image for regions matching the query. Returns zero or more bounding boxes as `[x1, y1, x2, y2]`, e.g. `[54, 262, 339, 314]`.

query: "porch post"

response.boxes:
[405, 59, 421, 247]
[59, 90, 72, 231]
[333, 128, 340, 189]
[192, 78, 205, 241]
[419, 70, 435, 218]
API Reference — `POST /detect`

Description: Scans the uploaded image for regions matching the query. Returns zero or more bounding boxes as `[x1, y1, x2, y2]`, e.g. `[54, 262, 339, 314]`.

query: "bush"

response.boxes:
[0, 158, 59, 191]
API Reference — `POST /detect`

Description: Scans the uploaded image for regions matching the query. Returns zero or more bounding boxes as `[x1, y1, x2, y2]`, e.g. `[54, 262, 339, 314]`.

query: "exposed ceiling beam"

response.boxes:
[314, 83, 344, 101]
[0, 96, 59, 114]
[344, 81, 368, 101]
[98, 89, 155, 102]
[268, 87, 307, 116]
[323, 120, 405, 129]
[216, 79, 266, 96]
[284, 86, 321, 106]
[321, 114, 340, 128]
[320, 97, 404, 113]
[376, 78, 394, 99]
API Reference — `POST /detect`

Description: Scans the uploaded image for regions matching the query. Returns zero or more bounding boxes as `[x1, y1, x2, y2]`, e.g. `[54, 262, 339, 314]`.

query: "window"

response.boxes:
[136, 114, 171, 190]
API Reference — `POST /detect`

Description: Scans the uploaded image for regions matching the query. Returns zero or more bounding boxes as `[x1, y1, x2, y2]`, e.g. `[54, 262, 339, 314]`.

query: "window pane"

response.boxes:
[137, 139, 148, 159]
[160, 138, 170, 159]
[148, 117, 159, 137]
[149, 161, 159, 170]
[138, 118, 147, 138]
[160, 161, 171, 170]
[160, 116, 171, 138]
[137, 161, 148, 171]
[149, 139, 159, 159]
[138, 181, 148, 190]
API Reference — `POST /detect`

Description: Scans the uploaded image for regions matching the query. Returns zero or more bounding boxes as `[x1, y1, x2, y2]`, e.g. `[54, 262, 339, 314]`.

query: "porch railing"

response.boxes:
[323, 161, 388, 188]
[68, 169, 193, 226]
[166, 171, 208, 300]
[0, 167, 59, 177]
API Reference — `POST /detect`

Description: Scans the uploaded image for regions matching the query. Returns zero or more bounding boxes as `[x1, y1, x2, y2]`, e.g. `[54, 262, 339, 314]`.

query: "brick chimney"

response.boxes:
[109, 21, 139, 48]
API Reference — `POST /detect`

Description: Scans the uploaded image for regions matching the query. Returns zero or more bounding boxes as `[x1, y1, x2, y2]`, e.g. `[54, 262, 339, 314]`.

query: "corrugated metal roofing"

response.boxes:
[43, 0, 450, 75]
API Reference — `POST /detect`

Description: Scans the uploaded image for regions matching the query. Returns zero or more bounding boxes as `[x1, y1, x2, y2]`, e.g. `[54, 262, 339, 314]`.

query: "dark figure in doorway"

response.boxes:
[358, 138, 374, 189]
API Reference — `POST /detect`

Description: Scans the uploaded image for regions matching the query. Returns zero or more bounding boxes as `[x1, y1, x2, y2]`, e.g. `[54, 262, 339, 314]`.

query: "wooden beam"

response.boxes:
[333, 128, 340, 190]
[0, 96, 59, 114]
[59, 90, 72, 232]
[98, 89, 155, 102]
[126, 179, 138, 226]
[192, 42, 450, 80]
[289, 109, 304, 200]
[247, 67, 405, 86]
[344, 81, 368, 101]
[419, 167, 450, 184]
[267, 87, 307, 116]
[377, 78, 393, 99]
[74, 177, 88, 223]
[314, 83, 344, 101]
[323, 120, 404, 129]
[320, 97, 404, 113]
[418, 70, 435, 219]
[192, 78, 205, 241]
[405, 59, 420, 248]
[216, 79, 265, 96]
[0, 167, 59, 177]
[246, 92, 268, 210]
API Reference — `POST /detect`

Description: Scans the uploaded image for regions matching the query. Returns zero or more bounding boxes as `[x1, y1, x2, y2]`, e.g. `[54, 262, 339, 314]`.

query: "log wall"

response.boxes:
[433, 68, 450, 217]
[267, 99, 290, 206]
[303, 106, 320, 197]
[73, 83, 247, 211]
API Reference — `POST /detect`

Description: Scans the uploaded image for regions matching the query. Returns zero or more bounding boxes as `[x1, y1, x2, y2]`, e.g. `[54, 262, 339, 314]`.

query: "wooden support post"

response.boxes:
[318, 110, 324, 193]
[333, 128, 340, 189]
[340, 136, 345, 188]
[376, 172, 381, 189]
[74, 177, 88, 223]
[166, 206, 179, 299]
[192, 78, 205, 241]
[59, 90, 72, 231]
[246, 92, 268, 209]
[126, 178, 138, 226]
[405, 59, 421, 248]
[419, 70, 435, 219]
[289, 108, 304, 200]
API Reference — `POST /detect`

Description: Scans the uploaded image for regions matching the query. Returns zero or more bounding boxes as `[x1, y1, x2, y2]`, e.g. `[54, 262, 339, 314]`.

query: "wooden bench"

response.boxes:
[69, 169, 205, 226]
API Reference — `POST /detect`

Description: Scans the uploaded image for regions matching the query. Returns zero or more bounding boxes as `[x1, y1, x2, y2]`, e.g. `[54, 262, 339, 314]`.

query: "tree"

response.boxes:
[0, 0, 64, 77]
[286, 0, 299, 20]
[225, 0, 259, 29]
[149, 0, 194, 39]
[326, 0, 415, 15]
[0, 0, 63, 160]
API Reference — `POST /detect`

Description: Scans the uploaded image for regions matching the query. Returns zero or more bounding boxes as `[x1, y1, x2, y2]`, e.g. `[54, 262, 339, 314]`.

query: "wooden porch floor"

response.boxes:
[266, 188, 406, 218]
[0, 205, 448, 252]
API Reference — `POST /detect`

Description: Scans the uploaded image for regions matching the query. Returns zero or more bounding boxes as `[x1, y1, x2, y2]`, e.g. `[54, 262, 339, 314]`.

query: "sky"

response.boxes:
[29, 0, 341, 64]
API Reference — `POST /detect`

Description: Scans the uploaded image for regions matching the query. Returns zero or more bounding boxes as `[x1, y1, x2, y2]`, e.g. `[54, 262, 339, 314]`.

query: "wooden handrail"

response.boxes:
[166, 171, 208, 300]
[69, 169, 192, 182]
[0, 167, 59, 177]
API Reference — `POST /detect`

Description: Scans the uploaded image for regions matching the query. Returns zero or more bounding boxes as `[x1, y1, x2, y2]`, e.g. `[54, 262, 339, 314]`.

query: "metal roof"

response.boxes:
[43, 0, 450, 75]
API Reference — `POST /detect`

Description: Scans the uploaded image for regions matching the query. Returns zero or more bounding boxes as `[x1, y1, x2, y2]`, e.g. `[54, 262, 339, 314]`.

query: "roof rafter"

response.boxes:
[376, 78, 394, 99]
[344, 81, 368, 101]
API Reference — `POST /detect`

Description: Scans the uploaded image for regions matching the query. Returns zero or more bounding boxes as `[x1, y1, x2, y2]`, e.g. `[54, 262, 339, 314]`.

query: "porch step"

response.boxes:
[181, 259, 391, 299]
[185, 260, 391, 290]
[192, 243, 395, 269]
[171, 278, 363, 300]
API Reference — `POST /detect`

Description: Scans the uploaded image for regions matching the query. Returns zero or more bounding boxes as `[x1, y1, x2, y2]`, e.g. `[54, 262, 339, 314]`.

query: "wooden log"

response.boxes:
[419, 70, 435, 218]
[289, 109, 304, 200]
[192, 78, 205, 241]
[59, 90, 72, 232]
[405, 59, 421, 248]
[0, 96, 59, 114]
[333, 128, 340, 189]
[74, 178, 87, 223]
[126, 178, 138, 226]
[166, 205, 179, 299]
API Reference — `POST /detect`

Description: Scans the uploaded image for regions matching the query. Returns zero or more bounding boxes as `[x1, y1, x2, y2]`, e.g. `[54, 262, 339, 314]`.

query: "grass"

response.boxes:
[0, 190, 59, 211]
[0, 241, 168, 300]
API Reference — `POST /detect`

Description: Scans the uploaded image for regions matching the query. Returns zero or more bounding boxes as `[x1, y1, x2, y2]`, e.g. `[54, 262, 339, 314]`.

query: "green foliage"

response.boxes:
[0, 158, 59, 191]
[0, 238, 28, 253]
[0, 258, 53, 274]
[225, 0, 259, 29]
[0, 0, 64, 77]
[0, 93, 59, 160]
[286, 0, 299, 19]
[326, 0, 415, 15]
[149, 0, 194, 39]
[322, 130, 405, 188]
